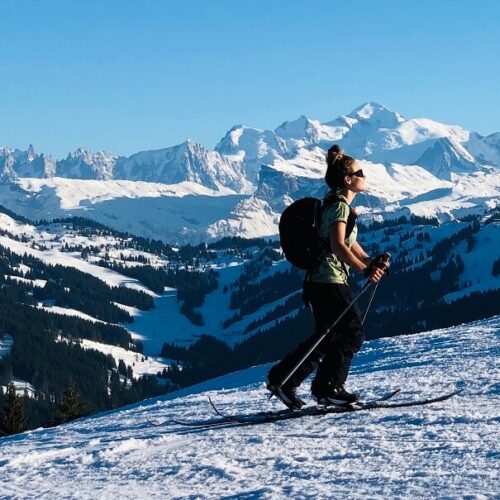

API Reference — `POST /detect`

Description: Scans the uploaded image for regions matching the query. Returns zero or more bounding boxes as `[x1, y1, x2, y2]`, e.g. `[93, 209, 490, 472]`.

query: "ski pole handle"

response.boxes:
[363, 252, 392, 281]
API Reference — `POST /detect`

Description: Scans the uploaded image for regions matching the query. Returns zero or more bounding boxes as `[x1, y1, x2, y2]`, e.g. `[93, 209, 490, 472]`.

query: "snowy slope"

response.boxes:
[0, 211, 174, 378]
[443, 222, 500, 302]
[0, 233, 153, 295]
[0, 178, 245, 244]
[0, 316, 498, 499]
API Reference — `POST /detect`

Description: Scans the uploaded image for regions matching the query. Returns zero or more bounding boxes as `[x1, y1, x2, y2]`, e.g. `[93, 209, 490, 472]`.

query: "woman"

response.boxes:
[267, 144, 387, 409]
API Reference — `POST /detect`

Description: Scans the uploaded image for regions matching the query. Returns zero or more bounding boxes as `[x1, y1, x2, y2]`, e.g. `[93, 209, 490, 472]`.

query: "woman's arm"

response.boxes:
[329, 222, 367, 272]
[329, 223, 385, 283]
[350, 241, 371, 265]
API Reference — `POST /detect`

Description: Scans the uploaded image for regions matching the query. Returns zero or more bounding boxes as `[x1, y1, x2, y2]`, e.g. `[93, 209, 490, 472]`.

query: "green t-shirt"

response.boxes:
[309, 194, 357, 284]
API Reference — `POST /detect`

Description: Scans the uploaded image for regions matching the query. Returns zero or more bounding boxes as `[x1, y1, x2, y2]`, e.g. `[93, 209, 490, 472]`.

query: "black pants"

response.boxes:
[268, 282, 364, 390]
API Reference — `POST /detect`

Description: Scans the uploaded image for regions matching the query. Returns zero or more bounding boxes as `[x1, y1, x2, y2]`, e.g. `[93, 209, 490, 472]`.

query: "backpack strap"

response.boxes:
[304, 199, 324, 284]
[303, 193, 358, 293]
[321, 191, 359, 279]
[322, 191, 358, 240]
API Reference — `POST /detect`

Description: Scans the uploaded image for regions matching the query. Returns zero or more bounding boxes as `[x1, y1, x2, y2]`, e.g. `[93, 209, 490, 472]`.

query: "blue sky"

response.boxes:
[1, 0, 498, 158]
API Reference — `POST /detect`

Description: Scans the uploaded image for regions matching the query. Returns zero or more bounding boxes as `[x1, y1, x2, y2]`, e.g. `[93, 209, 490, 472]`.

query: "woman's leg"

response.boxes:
[268, 282, 354, 389]
[312, 284, 364, 392]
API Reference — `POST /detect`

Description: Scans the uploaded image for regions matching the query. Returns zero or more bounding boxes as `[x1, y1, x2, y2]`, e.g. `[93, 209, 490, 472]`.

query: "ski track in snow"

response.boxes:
[1, 316, 499, 499]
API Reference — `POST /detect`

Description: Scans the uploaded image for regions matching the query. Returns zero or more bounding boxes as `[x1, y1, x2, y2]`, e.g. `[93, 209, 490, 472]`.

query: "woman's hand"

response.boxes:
[363, 253, 391, 283]
[364, 265, 385, 283]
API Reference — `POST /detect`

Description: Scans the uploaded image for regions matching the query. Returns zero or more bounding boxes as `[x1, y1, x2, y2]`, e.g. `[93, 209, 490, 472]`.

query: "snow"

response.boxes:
[396, 118, 469, 146]
[0, 234, 154, 294]
[0, 178, 250, 244]
[1, 377, 36, 398]
[58, 148, 118, 180]
[466, 132, 500, 167]
[275, 115, 345, 144]
[37, 304, 109, 324]
[267, 147, 326, 178]
[443, 222, 500, 302]
[0, 206, 497, 366]
[206, 196, 279, 240]
[351, 102, 405, 124]
[128, 257, 296, 353]
[127, 290, 201, 354]
[77, 339, 169, 378]
[0, 316, 498, 498]
[0, 211, 260, 356]
[113, 140, 252, 193]
[15, 177, 237, 210]
[112, 301, 141, 316]
[360, 161, 452, 204]
[397, 170, 500, 219]
[4, 275, 47, 287]
[0, 213, 36, 238]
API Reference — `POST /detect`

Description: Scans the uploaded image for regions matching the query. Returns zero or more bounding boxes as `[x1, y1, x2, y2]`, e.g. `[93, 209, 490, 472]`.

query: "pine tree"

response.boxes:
[118, 359, 127, 377]
[54, 379, 84, 425]
[0, 383, 28, 436]
[109, 370, 121, 409]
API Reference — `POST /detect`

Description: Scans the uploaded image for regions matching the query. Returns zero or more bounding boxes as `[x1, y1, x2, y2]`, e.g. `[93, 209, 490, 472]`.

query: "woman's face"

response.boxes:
[345, 161, 366, 193]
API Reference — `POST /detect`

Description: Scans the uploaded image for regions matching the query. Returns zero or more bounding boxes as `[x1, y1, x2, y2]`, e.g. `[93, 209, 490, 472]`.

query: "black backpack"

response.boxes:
[279, 194, 357, 271]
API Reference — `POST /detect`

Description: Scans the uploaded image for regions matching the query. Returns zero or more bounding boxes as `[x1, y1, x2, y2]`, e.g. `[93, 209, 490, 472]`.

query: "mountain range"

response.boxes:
[1, 102, 499, 243]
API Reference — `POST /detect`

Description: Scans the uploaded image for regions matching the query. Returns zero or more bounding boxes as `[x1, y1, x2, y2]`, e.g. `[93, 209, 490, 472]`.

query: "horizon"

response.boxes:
[1, 1, 499, 158]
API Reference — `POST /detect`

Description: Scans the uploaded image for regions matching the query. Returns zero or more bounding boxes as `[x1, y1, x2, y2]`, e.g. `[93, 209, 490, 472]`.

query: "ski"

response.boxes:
[229, 388, 463, 425]
[209, 387, 402, 423]
[162, 388, 462, 429]
[171, 388, 401, 428]
[170, 415, 232, 428]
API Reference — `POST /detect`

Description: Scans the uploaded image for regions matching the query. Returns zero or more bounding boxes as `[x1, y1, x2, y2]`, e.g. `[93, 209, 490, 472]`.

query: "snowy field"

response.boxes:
[0, 316, 498, 499]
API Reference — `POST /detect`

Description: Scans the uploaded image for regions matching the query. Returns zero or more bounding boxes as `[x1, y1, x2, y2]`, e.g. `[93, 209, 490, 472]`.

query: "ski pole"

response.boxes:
[277, 281, 372, 390]
[361, 281, 379, 325]
[361, 252, 391, 324]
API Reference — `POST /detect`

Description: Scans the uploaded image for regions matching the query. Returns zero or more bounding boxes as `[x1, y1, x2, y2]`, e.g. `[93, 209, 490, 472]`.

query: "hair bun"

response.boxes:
[327, 144, 345, 162]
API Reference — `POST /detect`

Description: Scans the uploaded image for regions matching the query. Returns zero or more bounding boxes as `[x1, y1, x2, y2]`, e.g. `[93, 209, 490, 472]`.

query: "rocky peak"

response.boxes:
[416, 137, 476, 180]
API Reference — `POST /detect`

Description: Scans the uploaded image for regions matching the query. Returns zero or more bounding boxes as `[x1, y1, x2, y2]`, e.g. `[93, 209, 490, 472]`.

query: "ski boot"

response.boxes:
[312, 384, 359, 407]
[266, 382, 305, 411]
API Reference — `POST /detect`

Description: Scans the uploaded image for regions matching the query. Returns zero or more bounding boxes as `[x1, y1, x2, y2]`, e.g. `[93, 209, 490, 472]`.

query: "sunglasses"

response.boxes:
[347, 169, 365, 178]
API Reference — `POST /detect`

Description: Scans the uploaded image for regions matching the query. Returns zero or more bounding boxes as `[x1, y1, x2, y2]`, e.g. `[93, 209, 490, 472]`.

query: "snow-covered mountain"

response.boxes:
[114, 139, 252, 193]
[415, 137, 476, 180]
[0, 145, 56, 180]
[1, 316, 498, 498]
[340, 106, 470, 165]
[57, 148, 118, 180]
[215, 125, 288, 183]
[1, 102, 499, 243]
[465, 131, 500, 166]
